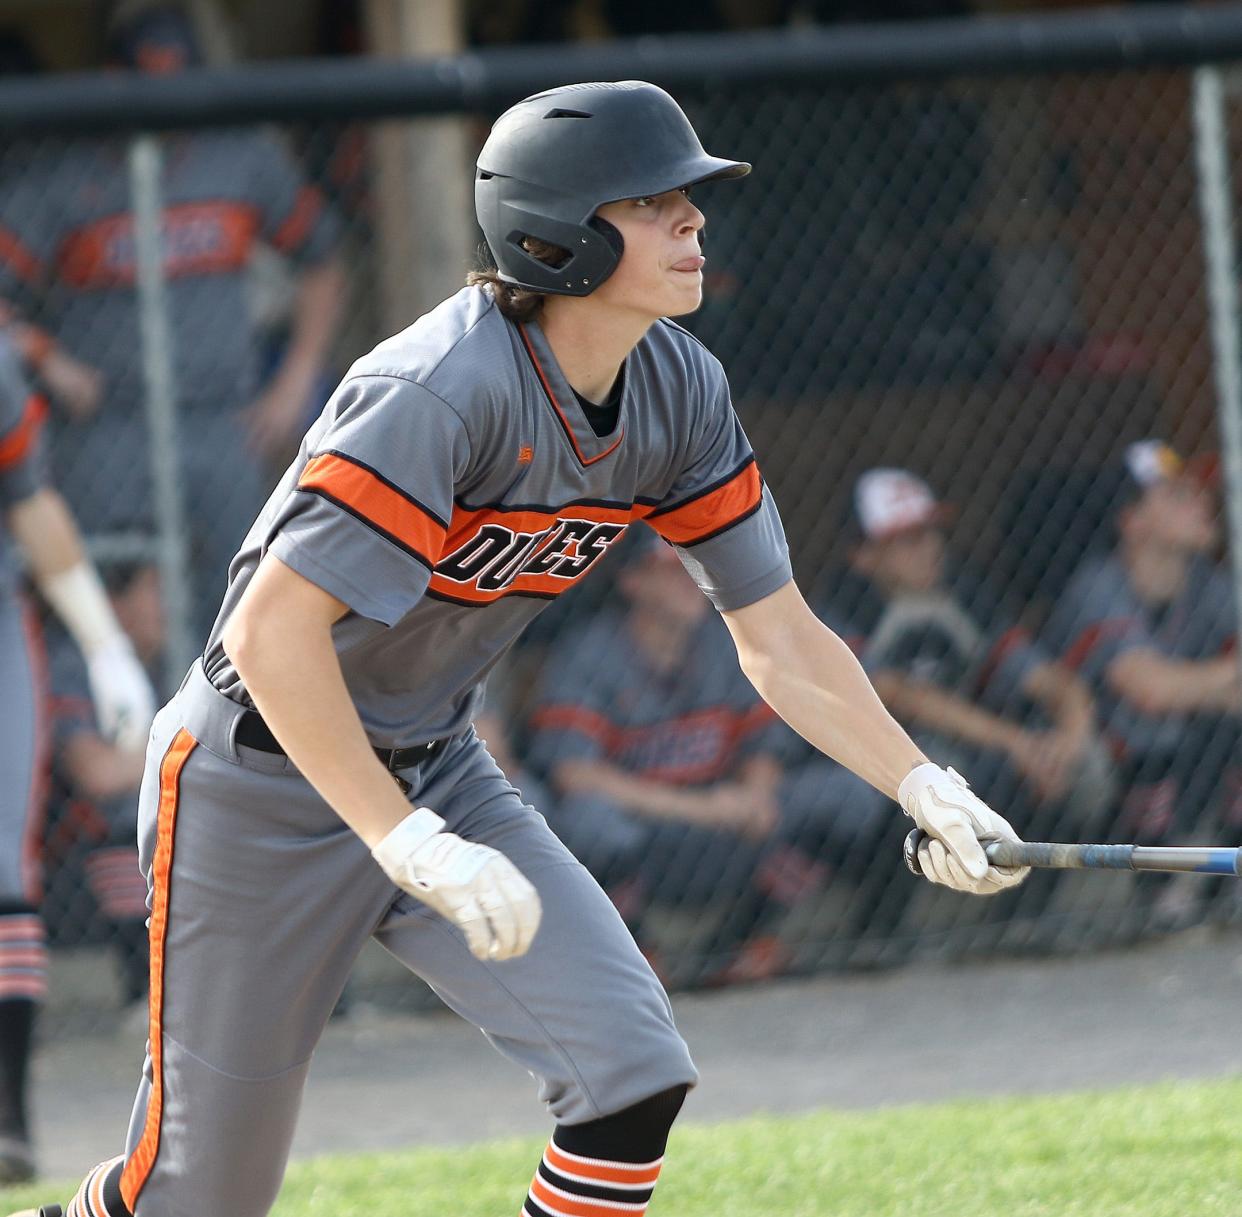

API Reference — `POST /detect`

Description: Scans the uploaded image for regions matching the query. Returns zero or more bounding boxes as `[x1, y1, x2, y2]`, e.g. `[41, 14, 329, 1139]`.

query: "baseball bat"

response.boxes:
[902, 829, 1242, 877]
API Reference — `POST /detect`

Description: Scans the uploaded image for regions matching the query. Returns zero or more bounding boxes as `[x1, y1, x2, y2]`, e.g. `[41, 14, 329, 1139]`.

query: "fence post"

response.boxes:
[128, 134, 196, 694]
[1192, 66, 1242, 661]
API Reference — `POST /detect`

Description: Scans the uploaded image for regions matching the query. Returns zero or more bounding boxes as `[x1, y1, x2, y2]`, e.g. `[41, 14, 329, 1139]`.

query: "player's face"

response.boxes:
[593, 188, 707, 320]
[1143, 478, 1217, 552]
[858, 525, 946, 594]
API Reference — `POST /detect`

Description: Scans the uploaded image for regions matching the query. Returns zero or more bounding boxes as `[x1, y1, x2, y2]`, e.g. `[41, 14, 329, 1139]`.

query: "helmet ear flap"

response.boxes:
[588, 215, 625, 261]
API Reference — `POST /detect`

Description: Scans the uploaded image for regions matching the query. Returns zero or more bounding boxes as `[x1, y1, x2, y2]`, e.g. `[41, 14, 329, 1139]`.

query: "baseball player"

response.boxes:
[0, 329, 154, 1184]
[19, 82, 1029, 1217]
[1044, 441, 1239, 922]
[0, 3, 344, 640]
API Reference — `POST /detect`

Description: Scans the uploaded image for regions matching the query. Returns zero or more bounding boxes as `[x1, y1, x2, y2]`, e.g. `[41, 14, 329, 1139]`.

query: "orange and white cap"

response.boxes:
[1123, 440, 1184, 489]
[854, 468, 953, 541]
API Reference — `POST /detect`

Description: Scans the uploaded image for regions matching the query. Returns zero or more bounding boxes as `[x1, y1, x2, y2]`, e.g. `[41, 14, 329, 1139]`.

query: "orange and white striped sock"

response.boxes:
[67, 1155, 130, 1217]
[523, 1141, 663, 1217]
[520, 1086, 688, 1217]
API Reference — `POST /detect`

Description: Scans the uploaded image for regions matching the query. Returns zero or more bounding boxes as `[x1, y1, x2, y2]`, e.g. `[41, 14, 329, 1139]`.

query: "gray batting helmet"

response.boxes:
[475, 80, 750, 297]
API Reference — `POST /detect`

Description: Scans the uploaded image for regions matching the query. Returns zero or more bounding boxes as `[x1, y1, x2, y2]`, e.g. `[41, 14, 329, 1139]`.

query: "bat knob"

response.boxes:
[903, 828, 927, 876]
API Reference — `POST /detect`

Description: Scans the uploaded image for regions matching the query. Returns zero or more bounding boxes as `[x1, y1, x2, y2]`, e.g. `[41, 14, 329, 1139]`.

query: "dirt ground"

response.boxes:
[29, 926, 1242, 1181]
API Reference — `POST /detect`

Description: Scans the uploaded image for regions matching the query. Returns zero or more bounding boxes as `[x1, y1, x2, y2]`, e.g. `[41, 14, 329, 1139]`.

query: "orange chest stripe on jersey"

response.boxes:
[299, 451, 448, 569]
[0, 394, 48, 470]
[646, 456, 762, 546]
[56, 201, 262, 289]
[0, 224, 42, 285]
[428, 500, 642, 604]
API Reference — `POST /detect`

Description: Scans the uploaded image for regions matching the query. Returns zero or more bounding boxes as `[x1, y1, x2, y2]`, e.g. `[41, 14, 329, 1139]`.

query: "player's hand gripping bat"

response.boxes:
[903, 830, 1242, 877]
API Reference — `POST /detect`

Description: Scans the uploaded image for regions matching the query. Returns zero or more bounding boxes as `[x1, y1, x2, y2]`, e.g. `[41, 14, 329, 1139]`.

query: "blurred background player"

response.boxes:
[45, 560, 165, 1021]
[0, 1, 345, 643]
[0, 326, 153, 1183]
[528, 533, 824, 984]
[812, 468, 1115, 924]
[1045, 441, 1240, 926]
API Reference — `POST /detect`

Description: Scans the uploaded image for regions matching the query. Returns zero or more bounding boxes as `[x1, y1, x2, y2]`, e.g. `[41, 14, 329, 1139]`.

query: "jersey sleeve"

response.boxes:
[248, 132, 342, 266]
[0, 332, 48, 507]
[266, 374, 468, 626]
[645, 373, 792, 612]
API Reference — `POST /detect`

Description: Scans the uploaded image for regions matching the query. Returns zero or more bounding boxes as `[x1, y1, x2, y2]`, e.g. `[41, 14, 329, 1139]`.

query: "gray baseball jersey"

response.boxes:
[1044, 553, 1236, 757]
[0, 130, 340, 416]
[528, 611, 780, 783]
[202, 285, 792, 742]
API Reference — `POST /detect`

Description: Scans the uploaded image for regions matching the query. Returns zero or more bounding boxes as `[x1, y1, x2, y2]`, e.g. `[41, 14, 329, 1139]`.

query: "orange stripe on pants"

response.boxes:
[120, 728, 197, 1212]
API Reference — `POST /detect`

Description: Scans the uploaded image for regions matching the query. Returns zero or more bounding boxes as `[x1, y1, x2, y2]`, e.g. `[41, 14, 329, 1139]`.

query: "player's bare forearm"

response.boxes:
[280, 256, 346, 385]
[553, 757, 728, 823]
[222, 553, 414, 849]
[1023, 661, 1095, 741]
[723, 581, 926, 801]
[62, 732, 146, 801]
[1108, 648, 1240, 715]
[5, 487, 86, 578]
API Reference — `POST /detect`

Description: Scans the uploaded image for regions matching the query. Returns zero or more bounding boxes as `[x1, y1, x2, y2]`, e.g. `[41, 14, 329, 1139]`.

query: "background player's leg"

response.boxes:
[374, 734, 699, 1217]
[0, 596, 48, 1184]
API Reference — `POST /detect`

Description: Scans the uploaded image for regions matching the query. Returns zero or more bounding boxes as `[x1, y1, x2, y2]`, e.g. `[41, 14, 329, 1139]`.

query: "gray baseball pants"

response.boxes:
[0, 591, 42, 905]
[116, 660, 697, 1217]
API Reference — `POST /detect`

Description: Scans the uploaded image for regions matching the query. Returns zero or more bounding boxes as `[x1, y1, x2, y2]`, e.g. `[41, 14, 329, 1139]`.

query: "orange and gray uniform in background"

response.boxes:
[526, 608, 789, 908]
[110, 285, 791, 1217]
[0, 131, 341, 631]
[0, 329, 50, 1007]
[1046, 553, 1240, 842]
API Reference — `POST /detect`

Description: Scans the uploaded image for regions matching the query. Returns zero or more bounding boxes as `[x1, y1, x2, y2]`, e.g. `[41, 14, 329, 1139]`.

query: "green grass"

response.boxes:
[5, 1076, 1242, 1216]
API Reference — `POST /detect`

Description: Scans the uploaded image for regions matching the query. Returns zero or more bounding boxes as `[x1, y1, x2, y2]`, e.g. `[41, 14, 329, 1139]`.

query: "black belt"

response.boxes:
[235, 710, 450, 772]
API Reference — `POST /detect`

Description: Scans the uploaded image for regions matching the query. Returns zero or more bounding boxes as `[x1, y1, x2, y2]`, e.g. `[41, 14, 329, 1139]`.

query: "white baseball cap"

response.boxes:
[854, 468, 953, 541]
[1123, 440, 1183, 489]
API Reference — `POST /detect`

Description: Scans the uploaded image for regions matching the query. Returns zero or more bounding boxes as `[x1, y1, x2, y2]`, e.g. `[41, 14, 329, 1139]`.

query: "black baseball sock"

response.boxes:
[0, 997, 35, 1140]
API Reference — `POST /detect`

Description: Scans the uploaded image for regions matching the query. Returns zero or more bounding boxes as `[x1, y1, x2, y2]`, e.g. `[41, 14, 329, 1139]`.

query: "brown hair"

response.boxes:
[466, 237, 569, 323]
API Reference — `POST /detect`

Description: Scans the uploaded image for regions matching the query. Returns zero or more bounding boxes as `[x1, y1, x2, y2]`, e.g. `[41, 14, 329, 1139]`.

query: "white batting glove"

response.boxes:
[86, 639, 156, 753]
[371, 808, 542, 961]
[898, 763, 1030, 896]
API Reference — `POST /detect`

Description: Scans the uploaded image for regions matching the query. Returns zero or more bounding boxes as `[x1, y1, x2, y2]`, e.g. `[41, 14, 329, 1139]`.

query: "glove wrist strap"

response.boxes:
[897, 762, 946, 817]
[372, 807, 445, 877]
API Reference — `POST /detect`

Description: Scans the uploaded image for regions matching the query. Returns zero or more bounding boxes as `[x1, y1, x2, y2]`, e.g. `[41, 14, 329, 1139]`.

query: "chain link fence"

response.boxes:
[5, 16, 1242, 1029]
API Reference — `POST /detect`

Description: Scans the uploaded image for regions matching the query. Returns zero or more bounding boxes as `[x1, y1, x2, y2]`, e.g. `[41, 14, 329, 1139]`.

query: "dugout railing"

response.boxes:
[6, 3, 1242, 1025]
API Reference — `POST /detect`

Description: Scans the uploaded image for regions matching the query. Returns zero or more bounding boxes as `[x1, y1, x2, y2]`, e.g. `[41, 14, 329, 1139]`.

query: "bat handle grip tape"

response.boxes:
[903, 828, 1017, 876]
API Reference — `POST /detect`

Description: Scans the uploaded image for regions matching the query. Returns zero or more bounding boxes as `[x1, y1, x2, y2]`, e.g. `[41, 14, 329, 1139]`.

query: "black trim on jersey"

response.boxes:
[675, 495, 765, 548]
[296, 486, 436, 571]
[452, 492, 660, 515]
[424, 585, 558, 607]
[316, 447, 449, 529]
[646, 453, 757, 520]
